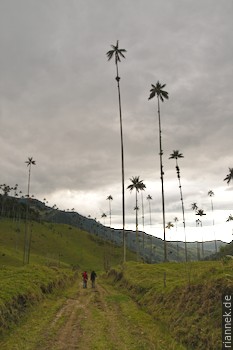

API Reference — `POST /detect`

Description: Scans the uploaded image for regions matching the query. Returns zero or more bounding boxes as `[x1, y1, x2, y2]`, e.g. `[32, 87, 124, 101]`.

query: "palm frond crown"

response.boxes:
[106, 40, 126, 64]
[208, 190, 214, 197]
[148, 81, 169, 102]
[169, 150, 184, 160]
[127, 176, 146, 193]
[25, 157, 36, 166]
[224, 168, 233, 184]
[196, 209, 206, 216]
[191, 203, 198, 211]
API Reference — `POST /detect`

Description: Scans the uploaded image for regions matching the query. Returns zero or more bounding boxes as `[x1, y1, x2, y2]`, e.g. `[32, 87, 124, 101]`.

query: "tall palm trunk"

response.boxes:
[141, 191, 145, 249]
[109, 200, 112, 227]
[175, 160, 187, 262]
[23, 164, 31, 265]
[135, 191, 139, 261]
[157, 97, 167, 261]
[210, 197, 217, 253]
[148, 200, 152, 226]
[115, 62, 126, 262]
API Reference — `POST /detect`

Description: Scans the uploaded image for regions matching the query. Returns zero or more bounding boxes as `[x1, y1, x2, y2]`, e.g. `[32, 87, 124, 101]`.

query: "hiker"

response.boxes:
[90, 270, 97, 288]
[82, 271, 88, 288]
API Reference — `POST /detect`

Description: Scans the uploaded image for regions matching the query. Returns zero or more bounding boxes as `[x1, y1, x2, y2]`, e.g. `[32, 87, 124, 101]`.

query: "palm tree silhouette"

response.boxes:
[169, 150, 187, 262]
[208, 190, 217, 253]
[196, 209, 206, 259]
[226, 214, 233, 222]
[191, 202, 198, 212]
[224, 168, 233, 184]
[107, 41, 127, 262]
[106, 195, 113, 227]
[196, 219, 201, 260]
[146, 194, 153, 226]
[141, 191, 145, 230]
[174, 217, 179, 260]
[101, 213, 107, 225]
[24, 157, 36, 264]
[127, 176, 146, 260]
[166, 222, 174, 230]
[148, 81, 169, 261]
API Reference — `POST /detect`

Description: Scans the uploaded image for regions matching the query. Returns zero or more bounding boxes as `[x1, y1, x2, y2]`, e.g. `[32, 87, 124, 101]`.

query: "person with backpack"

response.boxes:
[82, 271, 88, 288]
[90, 270, 97, 288]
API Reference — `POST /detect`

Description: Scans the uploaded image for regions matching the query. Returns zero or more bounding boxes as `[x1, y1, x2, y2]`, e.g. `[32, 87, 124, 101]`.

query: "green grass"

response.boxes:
[110, 260, 233, 293]
[1, 217, 232, 349]
[0, 279, 81, 350]
[0, 218, 137, 336]
[0, 264, 75, 334]
[0, 218, 137, 271]
[106, 260, 233, 349]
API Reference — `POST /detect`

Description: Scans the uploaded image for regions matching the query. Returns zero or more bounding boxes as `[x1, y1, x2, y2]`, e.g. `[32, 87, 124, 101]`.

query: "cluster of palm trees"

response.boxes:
[107, 40, 233, 262]
[107, 40, 173, 261]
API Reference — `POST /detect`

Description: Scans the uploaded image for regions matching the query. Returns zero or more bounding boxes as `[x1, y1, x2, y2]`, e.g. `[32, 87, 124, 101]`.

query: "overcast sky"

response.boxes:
[0, 0, 232, 243]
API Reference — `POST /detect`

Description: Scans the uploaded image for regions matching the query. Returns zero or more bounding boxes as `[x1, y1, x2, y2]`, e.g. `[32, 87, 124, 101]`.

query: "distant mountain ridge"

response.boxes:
[32, 199, 225, 262]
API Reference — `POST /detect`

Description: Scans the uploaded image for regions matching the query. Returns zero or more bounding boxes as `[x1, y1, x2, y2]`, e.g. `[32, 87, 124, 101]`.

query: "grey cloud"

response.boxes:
[0, 0, 232, 241]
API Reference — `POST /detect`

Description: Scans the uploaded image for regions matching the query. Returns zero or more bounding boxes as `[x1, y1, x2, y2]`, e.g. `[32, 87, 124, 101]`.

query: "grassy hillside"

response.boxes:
[106, 260, 233, 349]
[0, 218, 136, 271]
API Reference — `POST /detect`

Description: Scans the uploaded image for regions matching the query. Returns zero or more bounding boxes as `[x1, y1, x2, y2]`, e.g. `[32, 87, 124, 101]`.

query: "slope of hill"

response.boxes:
[38, 199, 226, 262]
[0, 195, 227, 262]
[0, 218, 136, 270]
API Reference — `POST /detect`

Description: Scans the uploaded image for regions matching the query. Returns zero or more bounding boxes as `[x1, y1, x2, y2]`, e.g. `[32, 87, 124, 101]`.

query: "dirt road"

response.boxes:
[1, 278, 186, 350]
[35, 279, 185, 350]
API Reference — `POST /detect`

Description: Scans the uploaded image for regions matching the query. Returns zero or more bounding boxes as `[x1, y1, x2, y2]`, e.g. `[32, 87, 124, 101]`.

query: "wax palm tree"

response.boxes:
[191, 202, 198, 212]
[101, 213, 107, 225]
[208, 190, 217, 253]
[196, 209, 206, 217]
[166, 222, 174, 230]
[226, 214, 233, 222]
[148, 81, 169, 261]
[24, 157, 36, 264]
[147, 194, 153, 226]
[224, 168, 233, 185]
[169, 150, 187, 262]
[174, 217, 179, 261]
[106, 195, 113, 227]
[127, 176, 146, 260]
[140, 191, 146, 249]
[196, 209, 206, 259]
[141, 191, 145, 229]
[196, 219, 201, 260]
[107, 41, 127, 261]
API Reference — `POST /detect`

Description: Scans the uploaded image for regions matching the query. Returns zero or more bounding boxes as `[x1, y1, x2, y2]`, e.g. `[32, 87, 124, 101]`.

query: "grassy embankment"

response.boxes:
[106, 260, 233, 350]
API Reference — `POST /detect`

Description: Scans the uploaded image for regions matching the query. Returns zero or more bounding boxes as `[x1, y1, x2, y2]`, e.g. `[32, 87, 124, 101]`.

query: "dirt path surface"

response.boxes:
[35, 279, 185, 350]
